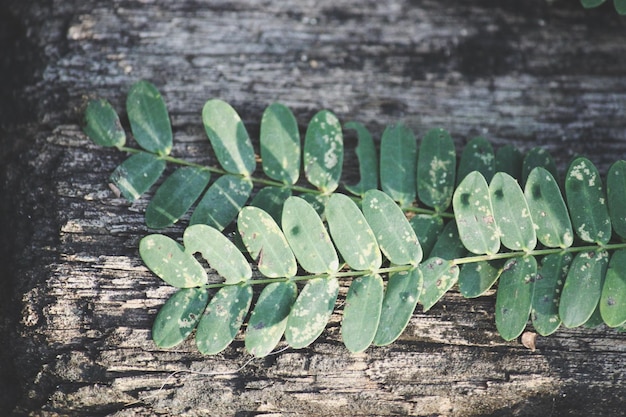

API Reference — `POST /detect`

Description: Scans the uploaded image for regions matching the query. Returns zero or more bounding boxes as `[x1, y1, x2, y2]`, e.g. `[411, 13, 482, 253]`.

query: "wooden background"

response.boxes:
[1, 0, 626, 415]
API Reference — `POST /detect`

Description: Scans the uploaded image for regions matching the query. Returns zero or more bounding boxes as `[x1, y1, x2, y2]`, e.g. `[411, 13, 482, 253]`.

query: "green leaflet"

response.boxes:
[453, 171, 500, 255]
[282, 197, 339, 274]
[607, 160, 626, 240]
[238, 206, 297, 278]
[495, 144, 523, 180]
[249, 186, 292, 225]
[417, 128, 456, 212]
[84, 99, 126, 148]
[260, 103, 300, 185]
[532, 253, 572, 336]
[559, 250, 609, 328]
[285, 277, 339, 349]
[374, 267, 423, 346]
[615, 0, 626, 14]
[189, 175, 252, 230]
[600, 249, 626, 327]
[202, 99, 256, 176]
[145, 167, 211, 229]
[490, 172, 536, 251]
[245, 281, 298, 357]
[196, 284, 253, 355]
[139, 234, 207, 288]
[380, 124, 417, 207]
[110, 152, 166, 202]
[522, 147, 558, 185]
[409, 214, 444, 259]
[581, 0, 605, 7]
[344, 121, 378, 196]
[495, 256, 537, 341]
[458, 260, 503, 298]
[126, 80, 172, 155]
[152, 287, 208, 348]
[429, 220, 467, 260]
[300, 193, 328, 217]
[342, 274, 384, 353]
[326, 193, 381, 271]
[183, 224, 252, 284]
[303, 110, 343, 193]
[419, 257, 459, 311]
[565, 157, 611, 245]
[457, 136, 495, 184]
[363, 189, 422, 266]
[525, 167, 574, 248]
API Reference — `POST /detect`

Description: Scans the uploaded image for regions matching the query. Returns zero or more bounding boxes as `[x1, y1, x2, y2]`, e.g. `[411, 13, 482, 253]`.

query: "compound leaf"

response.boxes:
[417, 128, 456, 211]
[342, 274, 384, 353]
[607, 160, 626, 239]
[202, 99, 256, 176]
[152, 287, 208, 348]
[145, 167, 211, 229]
[285, 277, 339, 349]
[190, 175, 253, 230]
[380, 124, 417, 207]
[600, 249, 626, 327]
[495, 256, 537, 341]
[139, 234, 207, 288]
[196, 284, 253, 355]
[126, 80, 172, 155]
[303, 110, 343, 193]
[344, 121, 378, 196]
[282, 197, 339, 274]
[260, 103, 300, 184]
[374, 267, 423, 346]
[84, 99, 126, 148]
[532, 253, 572, 336]
[183, 224, 252, 284]
[245, 281, 298, 357]
[110, 152, 166, 202]
[363, 189, 422, 266]
[457, 136, 495, 184]
[419, 257, 459, 311]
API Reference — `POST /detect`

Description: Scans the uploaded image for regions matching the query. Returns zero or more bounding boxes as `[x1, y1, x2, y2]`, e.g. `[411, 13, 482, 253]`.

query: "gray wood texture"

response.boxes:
[2, 0, 626, 415]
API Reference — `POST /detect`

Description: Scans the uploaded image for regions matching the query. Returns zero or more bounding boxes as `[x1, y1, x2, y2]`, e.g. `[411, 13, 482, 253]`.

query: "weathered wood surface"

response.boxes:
[2, 0, 626, 415]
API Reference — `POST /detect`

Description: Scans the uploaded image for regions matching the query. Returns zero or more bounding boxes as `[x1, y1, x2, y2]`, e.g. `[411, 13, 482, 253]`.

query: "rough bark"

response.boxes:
[2, 0, 626, 416]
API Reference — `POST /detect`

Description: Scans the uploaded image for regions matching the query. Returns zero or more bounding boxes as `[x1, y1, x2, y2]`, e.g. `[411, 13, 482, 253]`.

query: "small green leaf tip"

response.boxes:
[84, 98, 126, 148]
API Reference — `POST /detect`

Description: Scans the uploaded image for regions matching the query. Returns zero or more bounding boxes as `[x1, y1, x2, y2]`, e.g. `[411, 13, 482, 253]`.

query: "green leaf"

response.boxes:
[373, 267, 423, 346]
[495, 144, 523, 180]
[531, 253, 572, 336]
[83, 99, 126, 148]
[245, 281, 298, 357]
[559, 250, 609, 328]
[416, 128, 456, 211]
[615, 0, 626, 14]
[152, 288, 208, 348]
[341, 274, 384, 353]
[344, 122, 378, 196]
[110, 152, 166, 202]
[380, 124, 417, 207]
[429, 220, 467, 260]
[419, 257, 459, 311]
[584, 305, 604, 328]
[458, 260, 503, 298]
[139, 234, 207, 288]
[565, 157, 611, 245]
[202, 99, 256, 176]
[457, 136, 495, 184]
[409, 214, 444, 259]
[238, 206, 297, 278]
[600, 249, 626, 327]
[522, 147, 558, 185]
[189, 175, 252, 230]
[145, 167, 211, 229]
[495, 256, 537, 341]
[581, 0, 606, 7]
[196, 284, 253, 355]
[249, 186, 292, 225]
[326, 193, 381, 270]
[303, 110, 343, 193]
[363, 189, 422, 266]
[453, 171, 500, 255]
[183, 224, 252, 284]
[126, 80, 172, 155]
[607, 160, 626, 240]
[490, 172, 536, 251]
[299, 193, 328, 217]
[260, 103, 300, 185]
[285, 277, 339, 349]
[525, 167, 574, 248]
[282, 197, 339, 274]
